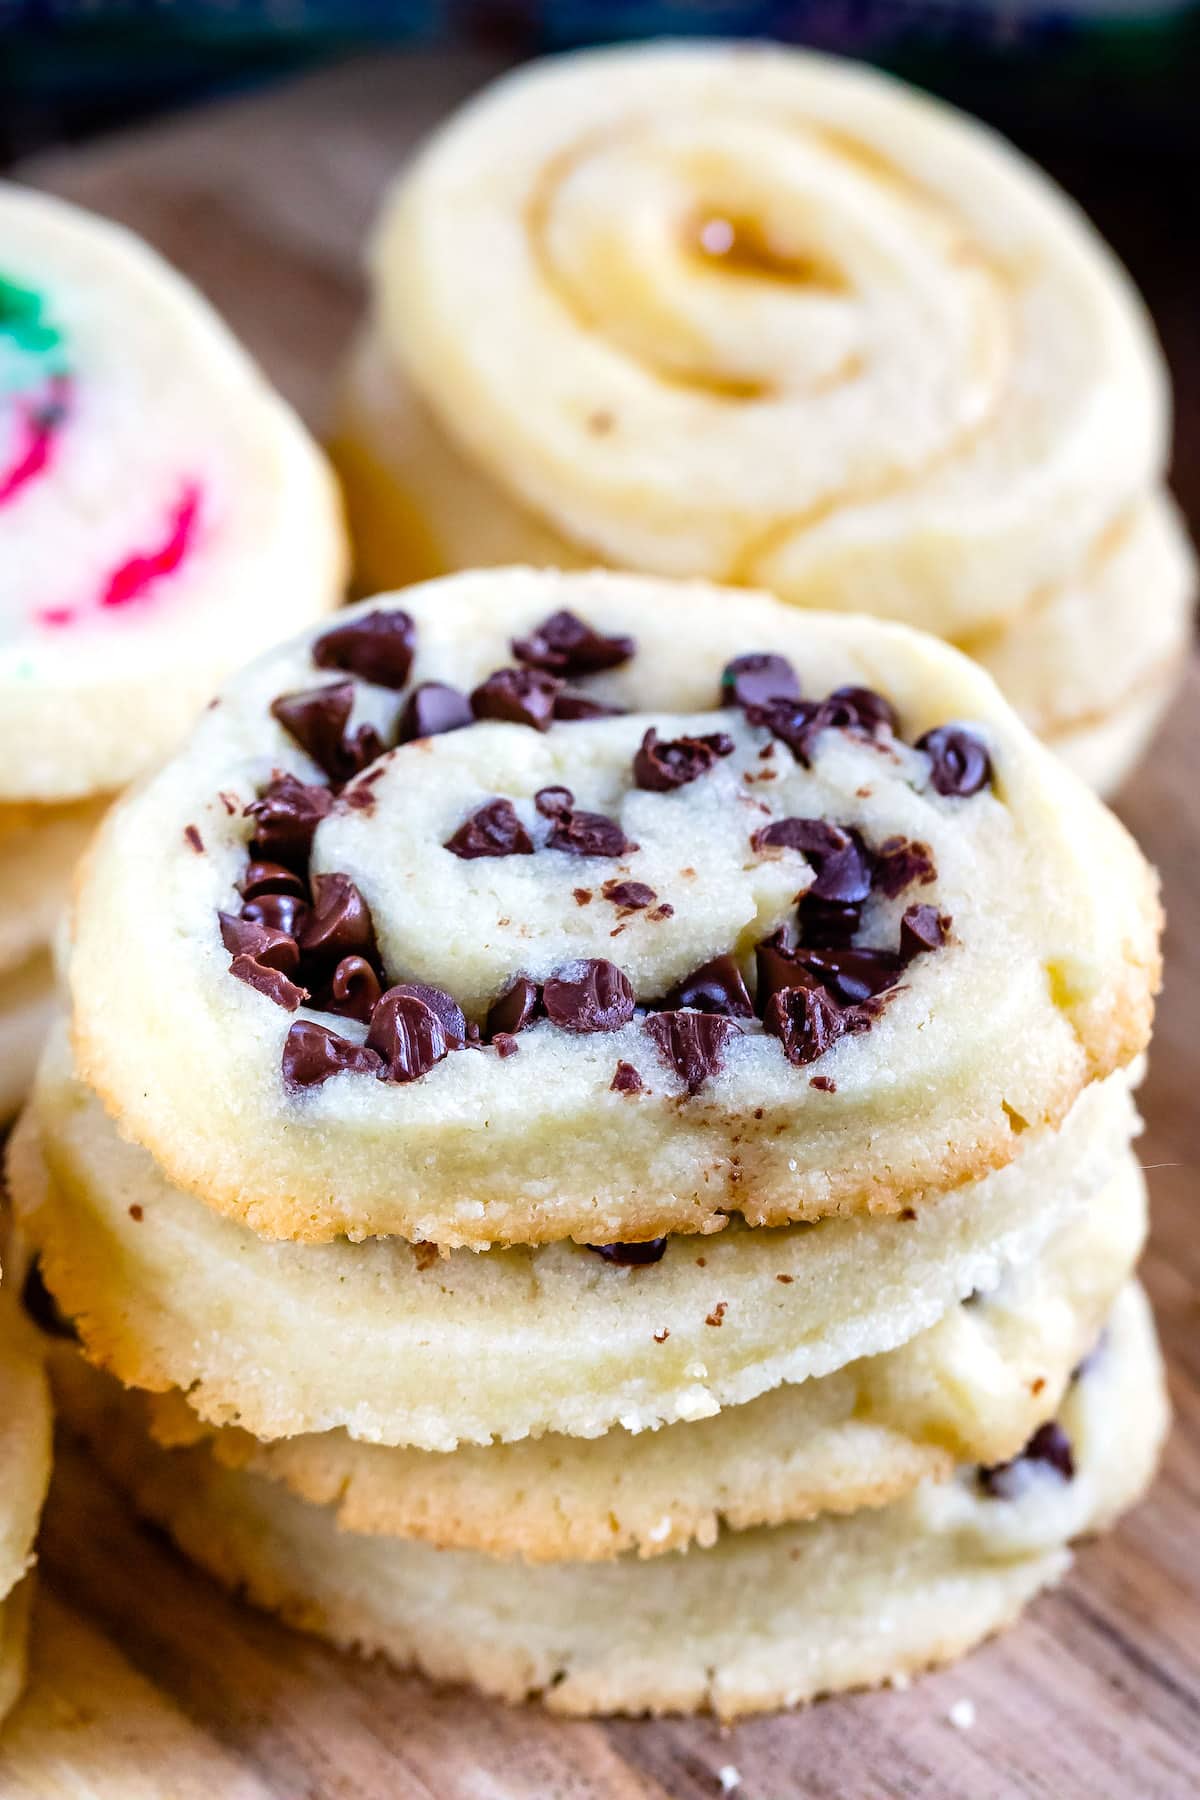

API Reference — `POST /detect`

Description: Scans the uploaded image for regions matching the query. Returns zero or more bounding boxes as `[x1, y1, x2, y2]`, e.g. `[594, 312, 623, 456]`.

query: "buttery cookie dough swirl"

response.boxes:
[66, 569, 1159, 1247]
[359, 43, 1167, 643]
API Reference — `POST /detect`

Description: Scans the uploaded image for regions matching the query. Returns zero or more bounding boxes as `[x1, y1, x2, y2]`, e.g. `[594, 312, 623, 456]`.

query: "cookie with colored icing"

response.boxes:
[50, 1281, 1167, 1718]
[66, 570, 1159, 1246]
[0, 181, 346, 804]
[12, 1024, 1139, 1451]
[0, 1288, 53, 1727]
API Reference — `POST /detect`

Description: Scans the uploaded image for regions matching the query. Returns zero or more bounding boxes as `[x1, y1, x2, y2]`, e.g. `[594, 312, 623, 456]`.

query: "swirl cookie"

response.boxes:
[11, 1025, 1139, 1452]
[66, 570, 1159, 1246]
[0, 1290, 53, 1726]
[51, 1282, 1167, 1718]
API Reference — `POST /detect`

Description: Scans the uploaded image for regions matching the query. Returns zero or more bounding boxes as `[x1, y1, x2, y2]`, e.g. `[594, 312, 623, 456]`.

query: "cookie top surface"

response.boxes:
[67, 568, 1159, 1245]
[374, 42, 1166, 636]
[0, 182, 345, 803]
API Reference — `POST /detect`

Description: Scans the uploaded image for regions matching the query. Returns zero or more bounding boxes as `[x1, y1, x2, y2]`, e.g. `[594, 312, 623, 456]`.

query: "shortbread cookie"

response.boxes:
[353, 44, 1166, 644]
[13, 1029, 1139, 1447]
[53, 1282, 1167, 1719]
[67, 571, 1159, 1245]
[0, 181, 346, 805]
[0, 954, 55, 1124]
[0, 1296, 53, 1727]
[0, 798, 107, 976]
[139, 1151, 1144, 1560]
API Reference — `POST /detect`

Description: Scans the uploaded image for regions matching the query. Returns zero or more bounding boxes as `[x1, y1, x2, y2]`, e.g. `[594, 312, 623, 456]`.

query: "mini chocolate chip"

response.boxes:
[373, 982, 467, 1049]
[229, 954, 306, 1011]
[752, 818, 872, 903]
[917, 725, 993, 797]
[535, 786, 575, 818]
[219, 913, 301, 974]
[588, 1239, 667, 1265]
[494, 1033, 520, 1058]
[611, 1060, 644, 1094]
[633, 727, 735, 792]
[398, 681, 474, 742]
[471, 667, 562, 731]
[282, 1020, 383, 1090]
[445, 799, 534, 860]
[979, 1421, 1074, 1498]
[246, 774, 333, 867]
[298, 873, 378, 965]
[313, 609, 416, 688]
[367, 988, 455, 1082]
[721, 653, 800, 709]
[763, 984, 844, 1066]
[900, 904, 952, 960]
[873, 836, 937, 899]
[546, 808, 633, 859]
[21, 1257, 78, 1342]
[324, 954, 382, 1024]
[241, 892, 311, 938]
[798, 897, 862, 947]
[665, 954, 754, 1018]
[793, 946, 905, 1005]
[241, 860, 308, 901]
[553, 692, 626, 722]
[512, 609, 635, 676]
[645, 1011, 738, 1092]
[271, 680, 384, 784]
[184, 824, 204, 853]
[543, 959, 635, 1032]
[487, 975, 542, 1038]
[828, 685, 900, 736]
[809, 1075, 837, 1092]
[602, 879, 656, 910]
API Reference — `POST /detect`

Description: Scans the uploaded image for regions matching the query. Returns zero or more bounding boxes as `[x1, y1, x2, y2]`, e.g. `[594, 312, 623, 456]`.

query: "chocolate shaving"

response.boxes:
[282, 1020, 383, 1090]
[873, 836, 936, 899]
[228, 954, 306, 1012]
[398, 682, 473, 743]
[543, 959, 636, 1033]
[645, 1011, 738, 1092]
[246, 773, 332, 867]
[917, 725, 993, 797]
[486, 975, 542, 1038]
[979, 1421, 1074, 1498]
[512, 609, 634, 676]
[665, 954, 754, 1018]
[546, 808, 633, 859]
[633, 728, 734, 792]
[602, 879, 656, 910]
[313, 609, 416, 689]
[445, 799, 534, 860]
[721, 653, 800, 710]
[470, 667, 561, 731]
[219, 913, 300, 975]
[588, 1239, 667, 1266]
[271, 680, 384, 785]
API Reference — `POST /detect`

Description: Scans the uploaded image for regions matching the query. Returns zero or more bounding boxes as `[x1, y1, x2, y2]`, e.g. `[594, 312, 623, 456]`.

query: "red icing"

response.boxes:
[0, 375, 71, 507]
[38, 480, 203, 629]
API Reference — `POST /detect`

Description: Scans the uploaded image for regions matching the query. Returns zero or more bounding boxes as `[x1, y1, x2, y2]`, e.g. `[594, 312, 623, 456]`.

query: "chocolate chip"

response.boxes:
[241, 892, 311, 938]
[752, 818, 872, 903]
[752, 689, 895, 768]
[471, 667, 561, 731]
[763, 984, 844, 1066]
[917, 725, 993, 797]
[271, 680, 384, 784]
[21, 1257, 78, 1342]
[367, 987, 458, 1082]
[229, 954, 306, 1011]
[241, 860, 308, 901]
[754, 928, 818, 1013]
[398, 682, 474, 742]
[494, 1033, 520, 1058]
[602, 879, 656, 910]
[535, 786, 575, 818]
[809, 1075, 837, 1092]
[979, 1421, 1074, 1498]
[792, 946, 905, 1005]
[797, 897, 862, 947]
[633, 727, 735, 792]
[246, 773, 333, 867]
[546, 808, 633, 859]
[445, 799, 534, 860]
[219, 913, 300, 974]
[588, 1239, 667, 1265]
[323, 954, 382, 1024]
[373, 982, 468, 1050]
[665, 954, 754, 1018]
[486, 975, 542, 1038]
[645, 1010, 738, 1092]
[553, 692, 626, 722]
[828, 685, 900, 736]
[543, 959, 636, 1032]
[298, 873, 378, 965]
[900, 904, 952, 960]
[873, 836, 936, 899]
[512, 609, 635, 676]
[611, 1060, 644, 1094]
[282, 1020, 384, 1090]
[721, 653, 800, 709]
[313, 609, 416, 689]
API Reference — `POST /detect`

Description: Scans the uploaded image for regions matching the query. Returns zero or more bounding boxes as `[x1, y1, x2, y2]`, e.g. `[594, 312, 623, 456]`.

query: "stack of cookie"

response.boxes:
[0, 180, 347, 1117]
[0, 1250, 52, 1728]
[11, 568, 1168, 1716]
[336, 41, 1195, 796]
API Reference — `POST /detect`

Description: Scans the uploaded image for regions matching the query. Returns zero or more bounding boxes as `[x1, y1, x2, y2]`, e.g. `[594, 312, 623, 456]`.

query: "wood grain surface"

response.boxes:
[2, 56, 1198, 1800]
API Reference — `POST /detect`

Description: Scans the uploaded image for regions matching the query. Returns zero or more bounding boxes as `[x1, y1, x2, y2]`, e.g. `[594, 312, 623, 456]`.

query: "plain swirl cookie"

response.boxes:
[67, 569, 1160, 1245]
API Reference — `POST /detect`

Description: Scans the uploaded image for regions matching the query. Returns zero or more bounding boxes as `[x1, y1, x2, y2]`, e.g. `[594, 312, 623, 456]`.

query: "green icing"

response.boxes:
[0, 276, 68, 389]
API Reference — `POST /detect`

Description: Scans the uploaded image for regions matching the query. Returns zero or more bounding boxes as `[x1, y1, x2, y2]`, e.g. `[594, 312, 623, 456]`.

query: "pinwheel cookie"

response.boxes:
[66, 569, 1159, 1248]
[338, 42, 1194, 792]
[0, 181, 347, 1114]
[50, 1282, 1167, 1718]
[0, 1283, 53, 1727]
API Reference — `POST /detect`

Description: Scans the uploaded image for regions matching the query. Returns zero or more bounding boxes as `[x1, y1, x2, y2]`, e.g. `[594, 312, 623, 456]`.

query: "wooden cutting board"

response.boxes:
[3, 55, 1198, 1800]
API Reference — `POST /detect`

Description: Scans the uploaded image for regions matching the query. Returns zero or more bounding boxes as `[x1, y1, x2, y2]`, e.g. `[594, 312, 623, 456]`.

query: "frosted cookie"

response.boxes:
[346, 43, 1167, 643]
[13, 1028, 1139, 1449]
[66, 570, 1159, 1246]
[137, 1152, 1144, 1561]
[0, 181, 346, 805]
[52, 1282, 1167, 1719]
[0, 1292, 53, 1727]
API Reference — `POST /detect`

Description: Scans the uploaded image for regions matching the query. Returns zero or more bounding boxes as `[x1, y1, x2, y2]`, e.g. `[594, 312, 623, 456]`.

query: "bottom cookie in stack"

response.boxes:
[0, 1272, 52, 1727]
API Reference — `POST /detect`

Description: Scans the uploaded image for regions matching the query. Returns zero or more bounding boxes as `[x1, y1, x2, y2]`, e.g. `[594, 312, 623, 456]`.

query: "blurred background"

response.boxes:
[3, 1, 1196, 519]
